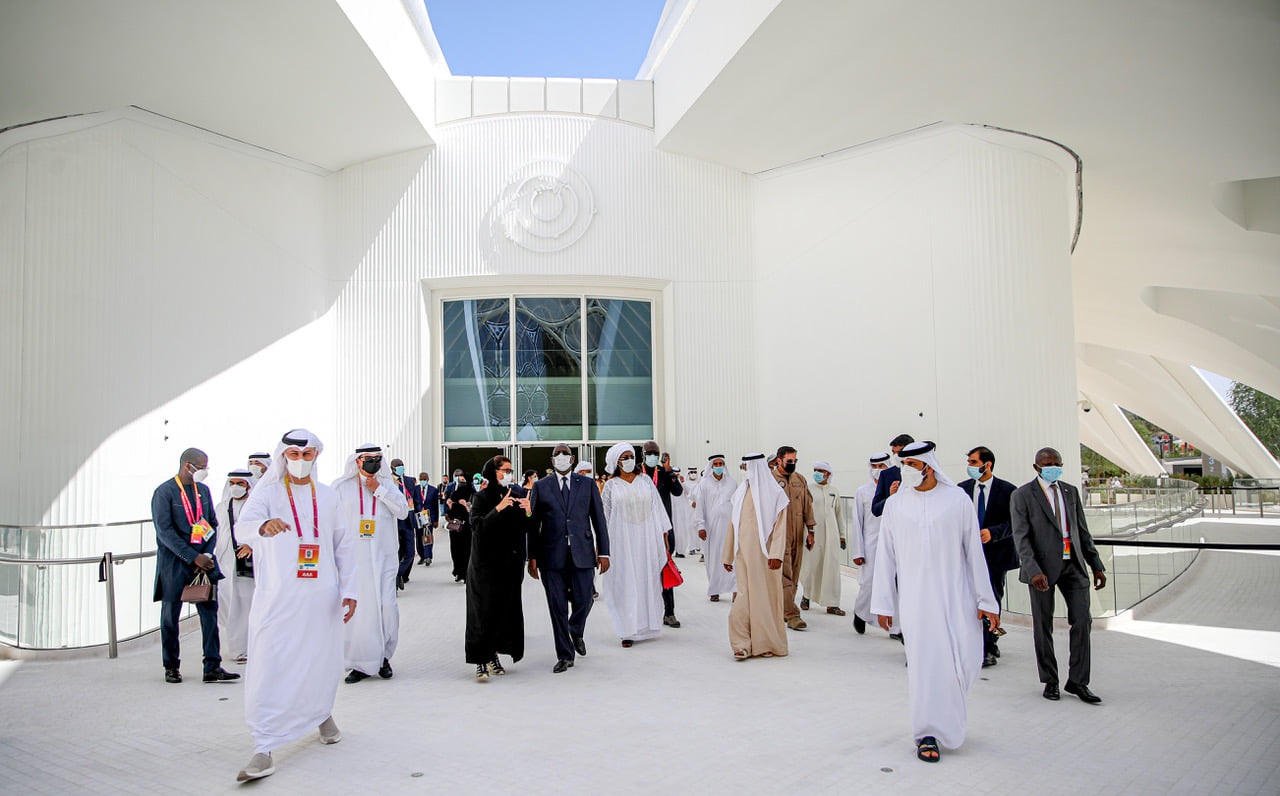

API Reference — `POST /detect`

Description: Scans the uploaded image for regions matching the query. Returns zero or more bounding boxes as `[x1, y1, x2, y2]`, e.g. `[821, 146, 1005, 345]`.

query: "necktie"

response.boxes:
[561, 476, 569, 504]
[977, 483, 987, 527]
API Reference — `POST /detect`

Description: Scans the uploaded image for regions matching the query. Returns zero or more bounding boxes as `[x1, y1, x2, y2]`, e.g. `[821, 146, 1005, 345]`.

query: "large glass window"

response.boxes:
[441, 295, 653, 444]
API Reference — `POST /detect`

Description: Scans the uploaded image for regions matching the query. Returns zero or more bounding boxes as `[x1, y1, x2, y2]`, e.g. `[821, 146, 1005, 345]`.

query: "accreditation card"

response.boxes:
[190, 519, 213, 544]
[297, 544, 319, 578]
[359, 519, 376, 538]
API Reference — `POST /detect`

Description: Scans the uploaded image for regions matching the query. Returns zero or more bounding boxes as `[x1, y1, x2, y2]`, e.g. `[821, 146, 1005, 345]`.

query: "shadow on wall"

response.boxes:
[0, 110, 426, 524]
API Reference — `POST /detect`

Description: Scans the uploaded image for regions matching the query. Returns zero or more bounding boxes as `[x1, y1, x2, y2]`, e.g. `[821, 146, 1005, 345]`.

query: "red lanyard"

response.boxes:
[285, 477, 319, 539]
[358, 482, 378, 517]
[174, 477, 203, 525]
[397, 479, 412, 503]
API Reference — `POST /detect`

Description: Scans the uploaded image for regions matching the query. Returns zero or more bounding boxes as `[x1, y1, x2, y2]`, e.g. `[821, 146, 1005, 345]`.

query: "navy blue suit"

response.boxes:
[870, 465, 901, 517]
[395, 476, 423, 579]
[151, 478, 222, 673]
[959, 475, 1018, 655]
[417, 483, 440, 562]
[529, 472, 609, 662]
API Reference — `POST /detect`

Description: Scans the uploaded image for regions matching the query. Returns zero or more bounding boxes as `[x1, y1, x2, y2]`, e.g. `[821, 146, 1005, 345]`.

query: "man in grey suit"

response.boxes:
[1011, 447, 1107, 704]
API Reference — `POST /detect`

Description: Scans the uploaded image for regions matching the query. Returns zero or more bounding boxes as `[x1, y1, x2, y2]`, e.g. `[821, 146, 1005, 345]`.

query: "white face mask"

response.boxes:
[552, 453, 573, 473]
[644, 454, 660, 468]
[287, 458, 314, 479]
[899, 464, 925, 490]
[620, 458, 636, 474]
[248, 462, 266, 477]
[870, 467, 882, 482]
[229, 484, 248, 500]
[192, 467, 209, 483]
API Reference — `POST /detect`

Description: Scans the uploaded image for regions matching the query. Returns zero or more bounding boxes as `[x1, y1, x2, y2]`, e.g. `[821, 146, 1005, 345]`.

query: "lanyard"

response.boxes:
[174, 477, 203, 525]
[285, 478, 319, 539]
[228, 499, 238, 547]
[396, 478, 413, 504]
[358, 481, 379, 517]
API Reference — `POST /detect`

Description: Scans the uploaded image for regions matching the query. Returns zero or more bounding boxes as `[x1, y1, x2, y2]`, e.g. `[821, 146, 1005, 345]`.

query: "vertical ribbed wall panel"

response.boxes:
[0, 145, 26, 521]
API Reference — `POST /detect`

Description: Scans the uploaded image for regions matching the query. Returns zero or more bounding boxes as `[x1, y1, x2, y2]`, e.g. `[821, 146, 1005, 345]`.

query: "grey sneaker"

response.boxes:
[319, 716, 341, 744]
[235, 753, 274, 782]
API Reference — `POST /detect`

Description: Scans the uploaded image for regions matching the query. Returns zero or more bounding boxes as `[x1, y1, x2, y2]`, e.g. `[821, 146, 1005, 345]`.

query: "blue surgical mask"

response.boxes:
[394, 465, 405, 477]
[812, 472, 826, 484]
[1039, 466, 1064, 484]
[644, 454, 660, 468]
[966, 465, 985, 480]
[712, 466, 725, 477]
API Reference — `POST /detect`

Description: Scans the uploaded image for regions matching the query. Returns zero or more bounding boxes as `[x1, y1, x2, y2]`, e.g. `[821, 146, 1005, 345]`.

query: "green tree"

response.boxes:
[1229, 382, 1280, 457]
[1080, 445, 1124, 478]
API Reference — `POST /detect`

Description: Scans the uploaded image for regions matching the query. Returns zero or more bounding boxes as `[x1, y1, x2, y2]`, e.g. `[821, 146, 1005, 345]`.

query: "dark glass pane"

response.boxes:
[442, 299, 511, 442]
[515, 297, 583, 442]
[586, 299, 653, 440]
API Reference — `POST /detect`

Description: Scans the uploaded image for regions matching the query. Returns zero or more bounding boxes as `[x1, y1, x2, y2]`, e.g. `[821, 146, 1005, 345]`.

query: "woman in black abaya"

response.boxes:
[465, 455, 531, 681]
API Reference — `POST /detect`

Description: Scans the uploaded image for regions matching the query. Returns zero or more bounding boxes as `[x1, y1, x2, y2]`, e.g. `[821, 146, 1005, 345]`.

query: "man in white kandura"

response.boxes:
[672, 468, 698, 558]
[800, 460, 846, 615]
[214, 469, 256, 663]
[332, 443, 409, 683]
[870, 441, 999, 764]
[600, 442, 670, 647]
[850, 452, 893, 636]
[234, 429, 357, 782]
[247, 453, 271, 483]
[694, 454, 737, 601]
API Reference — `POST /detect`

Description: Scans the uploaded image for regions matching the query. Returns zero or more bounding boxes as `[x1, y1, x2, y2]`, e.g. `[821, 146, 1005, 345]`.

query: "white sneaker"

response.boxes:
[319, 716, 341, 744]
[236, 753, 274, 782]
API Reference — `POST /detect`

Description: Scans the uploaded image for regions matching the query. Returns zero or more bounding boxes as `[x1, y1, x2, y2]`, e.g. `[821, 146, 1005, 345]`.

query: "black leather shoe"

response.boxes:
[203, 668, 240, 683]
[982, 653, 997, 668]
[853, 616, 866, 635]
[396, 575, 405, 590]
[573, 636, 587, 657]
[164, 668, 182, 684]
[1064, 682, 1101, 704]
[890, 632, 904, 645]
[345, 670, 369, 684]
[378, 658, 393, 679]
[1043, 683, 1060, 701]
[663, 615, 681, 628]
[992, 644, 1001, 658]
[552, 659, 574, 674]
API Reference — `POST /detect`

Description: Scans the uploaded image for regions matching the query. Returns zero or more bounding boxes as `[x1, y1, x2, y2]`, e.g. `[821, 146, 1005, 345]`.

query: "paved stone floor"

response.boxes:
[2, 532, 1279, 794]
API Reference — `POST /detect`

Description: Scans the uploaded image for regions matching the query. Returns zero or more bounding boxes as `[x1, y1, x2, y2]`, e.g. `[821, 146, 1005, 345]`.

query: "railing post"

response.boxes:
[100, 552, 119, 659]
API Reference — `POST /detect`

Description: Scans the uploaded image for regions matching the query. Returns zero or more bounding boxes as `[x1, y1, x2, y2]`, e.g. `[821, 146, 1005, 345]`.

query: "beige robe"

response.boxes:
[801, 481, 845, 607]
[724, 485, 789, 657]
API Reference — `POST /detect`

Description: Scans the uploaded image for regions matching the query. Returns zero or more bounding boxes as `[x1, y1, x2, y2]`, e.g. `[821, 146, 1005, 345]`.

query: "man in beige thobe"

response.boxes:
[724, 454, 790, 659]
[773, 446, 815, 629]
[801, 461, 846, 615]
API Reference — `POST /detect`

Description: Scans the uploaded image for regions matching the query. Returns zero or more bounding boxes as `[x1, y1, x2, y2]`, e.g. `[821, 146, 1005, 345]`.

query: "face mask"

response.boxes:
[813, 472, 826, 484]
[393, 465, 405, 477]
[689, 473, 698, 481]
[966, 465, 986, 480]
[620, 458, 636, 474]
[473, 477, 483, 487]
[782, 461, 796, 474]
[1039, 465, 1064, 484]
[287, 458, 313, 479]
[870, 467, 883, 482]
[712, 466, 725, 477]
[899, 465, 925, 490]
[552, 454, 572, 473]
[498, 472, 515, 487]
[644, 454, 660, 468]
[360, 457, 382, 475]
[248, 462, 266, 477]
[192, 467, 209, 483]
[455, 476, 465, 483]
[229, 484, 248, 499]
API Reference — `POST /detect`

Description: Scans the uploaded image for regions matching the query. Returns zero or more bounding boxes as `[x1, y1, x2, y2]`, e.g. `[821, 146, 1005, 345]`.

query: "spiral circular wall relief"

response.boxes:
[499, 161, 595, 253]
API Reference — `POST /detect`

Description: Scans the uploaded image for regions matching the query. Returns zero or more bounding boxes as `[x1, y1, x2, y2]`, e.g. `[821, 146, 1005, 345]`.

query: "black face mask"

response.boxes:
[361, 457, 382, 475]
[782, 461, 796, 474]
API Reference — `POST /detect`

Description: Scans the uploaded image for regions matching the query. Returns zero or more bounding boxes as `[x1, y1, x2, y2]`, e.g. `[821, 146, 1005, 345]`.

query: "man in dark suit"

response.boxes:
[528, 442, 610, 673]
[150, 447, 238, 685]
[640, 440, 683, 628]
[416, 471, 439, 566]
[1011, 447, 1107, 704]
[958, 446, 1019, 667]
[870, 433, 916, 518]
[390, 459, 423, 589]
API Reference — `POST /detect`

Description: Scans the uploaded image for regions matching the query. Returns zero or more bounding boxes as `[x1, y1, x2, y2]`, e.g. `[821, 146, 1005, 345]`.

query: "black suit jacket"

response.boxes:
[870, 465, 901, 517]
[1010, 479, 1106, 585]
[419, 483, 440, 527]
[394, 476, 423, 529]
[151, 478, 222, 602]
[957, 476, 1019, 573]
[529, 472, 609, 570]
[640, 465, 683, 520]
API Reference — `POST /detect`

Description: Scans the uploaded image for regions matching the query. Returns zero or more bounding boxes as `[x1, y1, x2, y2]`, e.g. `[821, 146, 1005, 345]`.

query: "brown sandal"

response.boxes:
[733, 649, 748, 661]
[826, 606, 846, 616]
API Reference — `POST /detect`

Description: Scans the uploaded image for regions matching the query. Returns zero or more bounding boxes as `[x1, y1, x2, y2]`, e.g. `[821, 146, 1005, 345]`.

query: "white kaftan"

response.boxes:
[214, 496, 255, 660]
[800, 480, 844, 607]
[869, 483, 998, 749]
[850, 480, 890, 626]
[672, 479, 698, 554]
[331, 478, 409, 674]
[694, 473, 738, 596]
[601, 475, 670, 642]
[238, 479, 356, 755]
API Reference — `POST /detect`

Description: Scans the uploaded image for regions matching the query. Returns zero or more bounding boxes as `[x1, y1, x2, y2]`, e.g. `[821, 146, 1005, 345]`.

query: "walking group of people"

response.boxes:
[149, 427, 1108, 782]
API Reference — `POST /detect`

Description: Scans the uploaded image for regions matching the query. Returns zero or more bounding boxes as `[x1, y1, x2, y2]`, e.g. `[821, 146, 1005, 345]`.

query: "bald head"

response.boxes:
[1035, 447, 1063, 467]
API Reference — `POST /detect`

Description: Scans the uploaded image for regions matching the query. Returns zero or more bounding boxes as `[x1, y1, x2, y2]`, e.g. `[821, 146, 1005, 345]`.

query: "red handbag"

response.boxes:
[662, 553, 683, 589]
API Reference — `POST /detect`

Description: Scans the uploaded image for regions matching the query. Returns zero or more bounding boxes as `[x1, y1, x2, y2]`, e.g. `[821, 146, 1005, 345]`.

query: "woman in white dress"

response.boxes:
[600, 442, 671, 647]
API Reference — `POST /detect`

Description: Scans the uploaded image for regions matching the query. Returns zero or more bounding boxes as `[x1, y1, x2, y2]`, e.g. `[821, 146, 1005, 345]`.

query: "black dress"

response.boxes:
[446, 481, 475, 580]
[465, 466, 529, 665]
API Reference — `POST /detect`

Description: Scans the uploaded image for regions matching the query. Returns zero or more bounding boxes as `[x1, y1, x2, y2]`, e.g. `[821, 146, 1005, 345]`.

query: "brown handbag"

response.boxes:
[180, 570, 214, 603]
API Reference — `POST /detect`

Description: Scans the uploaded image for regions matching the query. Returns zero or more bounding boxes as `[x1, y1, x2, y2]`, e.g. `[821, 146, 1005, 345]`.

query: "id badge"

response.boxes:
[1062, 537, 1072, 559]
[360, 519, 376, 538]
[190, 519, 212, 544]
[298, 544, 320, 578]
[418, 510, 431, 527]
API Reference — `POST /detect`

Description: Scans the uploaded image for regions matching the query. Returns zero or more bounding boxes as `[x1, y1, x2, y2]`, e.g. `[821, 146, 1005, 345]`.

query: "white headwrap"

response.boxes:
[575, 461, 593, 475]
[730, 453, 789, 557]
[899, 440, 956, 489]
[605, 442, 635, 474]
[218, 468, 255, 510]
[247, 452, 272, 484]
[331, 442, 396, 492]
[254, 428, 325, 491]
[813, 460, 832, 473]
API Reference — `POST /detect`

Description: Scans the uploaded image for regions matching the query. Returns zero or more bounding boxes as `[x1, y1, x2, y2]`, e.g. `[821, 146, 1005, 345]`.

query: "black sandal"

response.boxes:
[916, 736, 940, 763]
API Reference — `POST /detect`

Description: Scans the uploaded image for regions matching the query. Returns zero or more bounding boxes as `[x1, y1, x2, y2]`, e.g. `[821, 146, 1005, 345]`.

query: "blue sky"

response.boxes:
[424, 1, 667, 79]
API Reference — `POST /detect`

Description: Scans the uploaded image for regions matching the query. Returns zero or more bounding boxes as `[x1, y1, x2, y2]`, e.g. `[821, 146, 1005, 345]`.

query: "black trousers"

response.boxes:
[982, 568, 1007, 655]
[450, 524, 472, 580]
[1028, 563, 1093, 686]
[397, 521, 416, 579]
[662, 524, 675, 617]
[540, 566, 596, 662]
[160, 599, 220, 673]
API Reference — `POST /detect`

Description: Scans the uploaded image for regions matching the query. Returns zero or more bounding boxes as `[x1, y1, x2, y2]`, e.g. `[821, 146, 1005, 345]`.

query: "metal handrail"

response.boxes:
[0, 517, 151, 531]
[0, 550, 154, 566]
